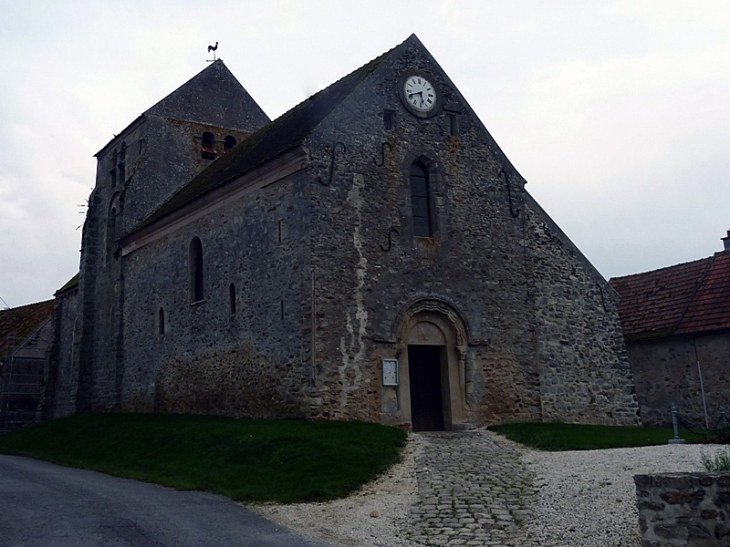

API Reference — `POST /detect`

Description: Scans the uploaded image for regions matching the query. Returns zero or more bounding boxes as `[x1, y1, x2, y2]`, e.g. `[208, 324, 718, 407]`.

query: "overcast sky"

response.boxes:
[1, 1, 729, 308]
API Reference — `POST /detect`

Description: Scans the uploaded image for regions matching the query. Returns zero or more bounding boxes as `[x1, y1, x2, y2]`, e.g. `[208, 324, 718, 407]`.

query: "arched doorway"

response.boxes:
[395, 300, 470, 431]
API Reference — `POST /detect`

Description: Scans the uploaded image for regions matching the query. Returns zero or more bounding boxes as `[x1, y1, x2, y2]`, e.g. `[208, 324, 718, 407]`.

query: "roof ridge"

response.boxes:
[0, 298, 55, 315]
[130, 38, 406, 233]
[609, 254, 712, 282]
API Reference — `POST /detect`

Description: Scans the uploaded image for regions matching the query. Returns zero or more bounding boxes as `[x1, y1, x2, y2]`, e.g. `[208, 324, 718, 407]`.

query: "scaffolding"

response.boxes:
[0, 331, 50, 433]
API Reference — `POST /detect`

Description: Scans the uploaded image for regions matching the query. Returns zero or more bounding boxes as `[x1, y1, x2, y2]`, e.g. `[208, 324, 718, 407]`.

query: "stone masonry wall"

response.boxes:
[78, 115, 257, 414]
[44, 288, 78, 419]
[121, 169, 313, 418]
[302, 38, 638, 426]
[526, 196, 640, 425]
[628, 332, 730, 427]
[305, 40, 541, 425]
[635, 472, 730, 546]
[121, 116, 252, 233]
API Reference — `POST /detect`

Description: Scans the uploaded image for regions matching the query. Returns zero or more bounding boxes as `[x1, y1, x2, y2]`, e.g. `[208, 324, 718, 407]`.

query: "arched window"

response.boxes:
[202, 132, 216, 159]
[110, 148, 117, 187]
[224, 135, 236, 152]
[158, 307, 165, 335]
[229, 283, 236, 315]
[410, 162, 432, 236]
[190, 237, 204, 302]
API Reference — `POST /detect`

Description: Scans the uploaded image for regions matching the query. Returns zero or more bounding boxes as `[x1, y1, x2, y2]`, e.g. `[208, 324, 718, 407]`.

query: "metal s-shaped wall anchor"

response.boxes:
[373, 142, 392, 167]
[318, 142, 346, 186]
[379, 227, 400, 252]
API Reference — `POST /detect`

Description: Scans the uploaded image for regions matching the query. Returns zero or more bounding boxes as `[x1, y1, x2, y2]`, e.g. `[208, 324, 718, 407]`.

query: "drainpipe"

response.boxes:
[695, 342, 709, 429]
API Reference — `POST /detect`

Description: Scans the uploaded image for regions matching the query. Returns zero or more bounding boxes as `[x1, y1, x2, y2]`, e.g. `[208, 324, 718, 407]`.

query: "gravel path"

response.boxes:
[521, 442, 709, 547]
[249, 430, 718, 547]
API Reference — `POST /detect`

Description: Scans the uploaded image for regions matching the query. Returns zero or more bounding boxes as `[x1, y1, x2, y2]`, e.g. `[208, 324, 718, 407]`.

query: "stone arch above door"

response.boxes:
[393, 297, 470, 349]
[393, 298, 472, 430]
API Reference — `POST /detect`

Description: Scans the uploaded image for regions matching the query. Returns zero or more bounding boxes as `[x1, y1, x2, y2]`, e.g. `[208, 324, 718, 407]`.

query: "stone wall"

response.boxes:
[302, 37, 638, 426]
[628, 332, 730, 427]
[635, 472, 730, 546]
[526, 195, 640, 425]
[76, 118, 264, 414]
[121, 167, 313, 417]
[69, 61, 270, 417]
[305, 44, 541, 425]
[44, 287, 78, 419]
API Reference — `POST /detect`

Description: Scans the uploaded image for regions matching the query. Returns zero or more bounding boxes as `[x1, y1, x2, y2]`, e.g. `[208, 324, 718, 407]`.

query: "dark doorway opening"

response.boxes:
[408, 345, 445, 431]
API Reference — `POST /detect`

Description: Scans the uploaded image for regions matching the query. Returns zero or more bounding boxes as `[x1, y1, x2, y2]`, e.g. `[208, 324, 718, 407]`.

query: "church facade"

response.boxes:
[45, 35, 640, 430]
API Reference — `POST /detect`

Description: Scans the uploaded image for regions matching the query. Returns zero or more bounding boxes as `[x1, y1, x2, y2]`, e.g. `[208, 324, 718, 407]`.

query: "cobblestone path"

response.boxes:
[402, 430, 540, 547]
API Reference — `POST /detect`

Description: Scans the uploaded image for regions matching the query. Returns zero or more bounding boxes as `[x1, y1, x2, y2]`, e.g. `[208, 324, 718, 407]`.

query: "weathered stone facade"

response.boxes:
[628, 333, 730, 427]
[43, 278, 79, 419]
[635, 472, 730, 546]
[46, 35, 640, 429]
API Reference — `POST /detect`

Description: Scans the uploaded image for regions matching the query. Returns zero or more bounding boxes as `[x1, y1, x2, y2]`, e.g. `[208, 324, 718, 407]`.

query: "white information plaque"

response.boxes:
[382, 358, 399, 386]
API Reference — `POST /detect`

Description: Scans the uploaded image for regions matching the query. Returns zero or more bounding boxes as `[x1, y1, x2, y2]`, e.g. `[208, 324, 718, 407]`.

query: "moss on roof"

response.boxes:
[57, 273, 79, 295]
[135, 41, 398, 232]
[0, 300, 55, 357]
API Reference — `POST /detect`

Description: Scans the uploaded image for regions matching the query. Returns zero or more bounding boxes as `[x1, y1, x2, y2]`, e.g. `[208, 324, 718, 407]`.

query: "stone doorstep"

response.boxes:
[451, 423, 477, 431]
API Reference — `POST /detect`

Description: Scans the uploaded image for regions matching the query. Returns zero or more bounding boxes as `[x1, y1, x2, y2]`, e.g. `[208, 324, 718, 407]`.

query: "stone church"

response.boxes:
[44, 35, 640, 431]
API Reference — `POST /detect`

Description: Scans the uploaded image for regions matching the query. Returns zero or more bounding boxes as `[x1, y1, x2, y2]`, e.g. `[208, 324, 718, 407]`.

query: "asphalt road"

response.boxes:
[0, 455, 332, 547]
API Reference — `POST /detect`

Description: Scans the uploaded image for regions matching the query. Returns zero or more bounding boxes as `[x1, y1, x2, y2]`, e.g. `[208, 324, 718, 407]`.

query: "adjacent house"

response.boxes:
[0, 299, 55, 432]
[610, 234, 730, 426]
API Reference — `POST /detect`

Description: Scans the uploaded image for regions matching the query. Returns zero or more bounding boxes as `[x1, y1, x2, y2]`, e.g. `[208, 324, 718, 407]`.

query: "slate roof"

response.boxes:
[135, 37, 405, 232]
[609, 250, 730, 340]
[0, 300, 55, 357]
[144, 60, 270, 132]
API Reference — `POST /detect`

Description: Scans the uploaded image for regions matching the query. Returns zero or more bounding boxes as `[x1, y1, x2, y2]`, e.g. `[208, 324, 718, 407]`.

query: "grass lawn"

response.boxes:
[488, 421, 702, 451]
[0, 413, 407, 503]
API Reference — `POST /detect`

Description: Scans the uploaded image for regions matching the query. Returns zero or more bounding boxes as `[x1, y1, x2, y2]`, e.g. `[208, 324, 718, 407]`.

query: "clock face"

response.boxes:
[403, 75, 437, 113]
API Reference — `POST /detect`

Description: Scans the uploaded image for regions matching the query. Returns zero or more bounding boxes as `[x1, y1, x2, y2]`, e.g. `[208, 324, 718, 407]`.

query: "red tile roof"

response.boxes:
[609, 251, 730, 340]
[0, 300, 55, 357]
[676, 251, 730, 334]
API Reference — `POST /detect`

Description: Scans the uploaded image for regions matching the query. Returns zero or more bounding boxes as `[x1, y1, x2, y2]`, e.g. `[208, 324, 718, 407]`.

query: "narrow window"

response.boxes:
[278, 219, 283, 243]
[110, 148, 117, 187]
[280, 299, 284, 321]
[383, 109, 395, 130]
[118, 142, 126, 184]
[159, 308, 165, 335]
[447, 114, 459, 137]
[224, 135, 236, 152]
[190, 237, 204, 302]
[202, 132, 216, 159]
[410, 162, 432, 236]
[229, 283, 236, 315]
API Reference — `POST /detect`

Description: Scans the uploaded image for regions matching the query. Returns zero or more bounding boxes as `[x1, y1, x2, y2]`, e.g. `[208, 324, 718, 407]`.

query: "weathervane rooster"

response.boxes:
[207, 41, 218, 62]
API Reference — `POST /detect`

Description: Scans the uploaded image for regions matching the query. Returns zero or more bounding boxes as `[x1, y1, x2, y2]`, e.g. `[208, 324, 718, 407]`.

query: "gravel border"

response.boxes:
[248, 434, 423, 547]
[521, 443, 712, 547]
[248, 432, 723, 547]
